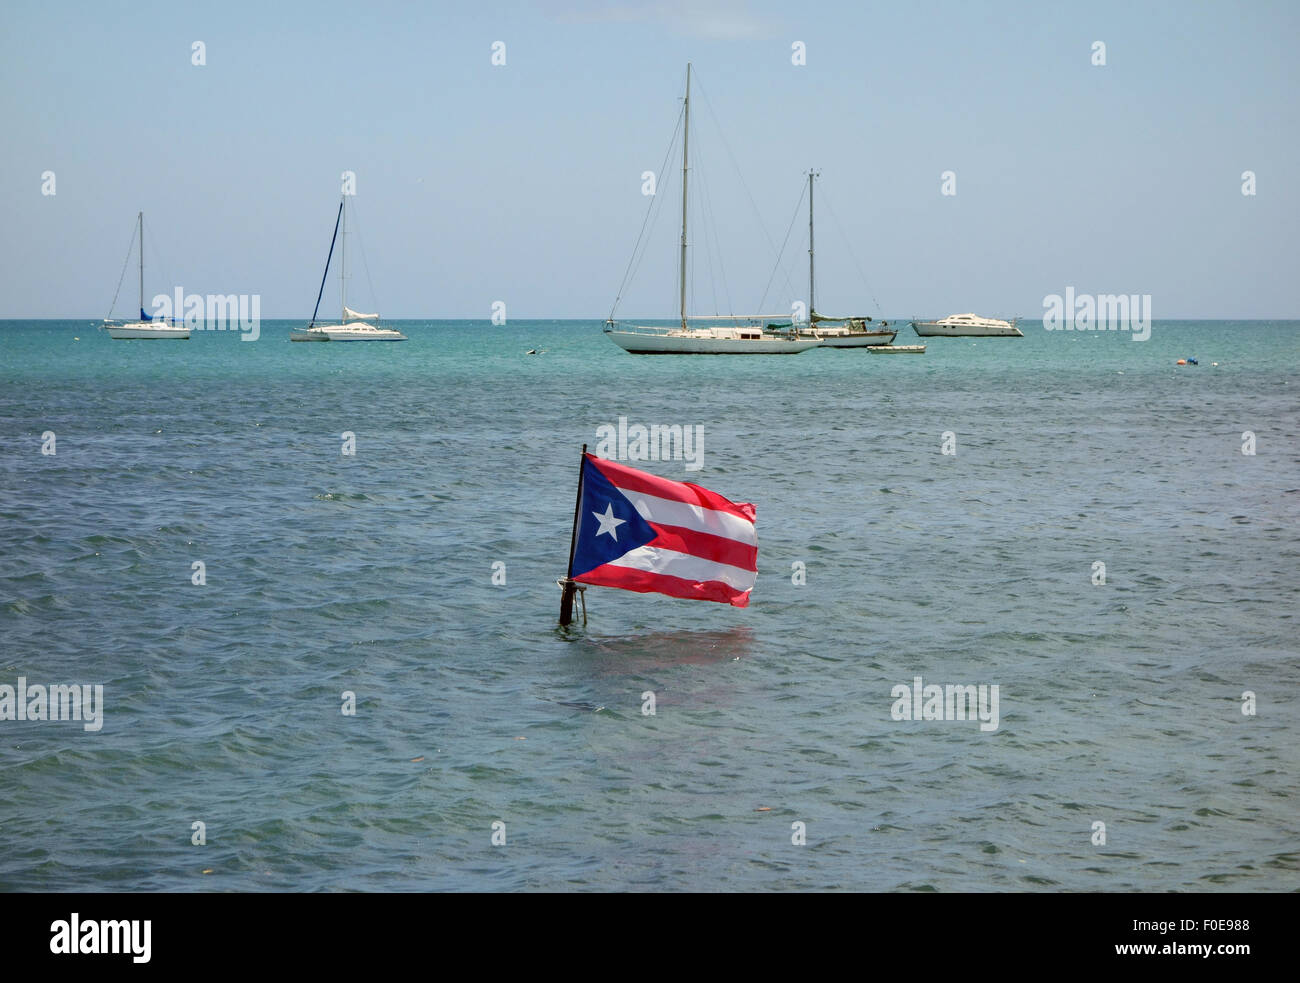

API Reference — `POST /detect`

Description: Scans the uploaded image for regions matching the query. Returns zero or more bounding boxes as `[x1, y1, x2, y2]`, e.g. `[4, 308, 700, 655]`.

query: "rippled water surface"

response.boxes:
[1, 319, 1297, 891]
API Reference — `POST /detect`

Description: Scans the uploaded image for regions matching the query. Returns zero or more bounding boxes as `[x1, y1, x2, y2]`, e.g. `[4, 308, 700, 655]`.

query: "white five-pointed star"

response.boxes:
[592, 502, 626, 540]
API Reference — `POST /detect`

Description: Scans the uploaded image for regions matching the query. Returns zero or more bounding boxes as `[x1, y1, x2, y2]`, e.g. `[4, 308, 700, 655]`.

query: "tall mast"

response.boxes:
[808, 170, 816, 320]
[339, 194, 347, 321]
[679, 63, 690, 330]
[137, 211, 144, 318]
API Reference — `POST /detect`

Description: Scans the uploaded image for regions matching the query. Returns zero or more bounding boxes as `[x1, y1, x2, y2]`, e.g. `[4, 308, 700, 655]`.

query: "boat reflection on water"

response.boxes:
[576, 625, 757, 669]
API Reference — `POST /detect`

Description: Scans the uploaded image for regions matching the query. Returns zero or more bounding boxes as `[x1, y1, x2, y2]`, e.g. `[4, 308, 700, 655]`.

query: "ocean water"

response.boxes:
[1, 318, 1296, 892]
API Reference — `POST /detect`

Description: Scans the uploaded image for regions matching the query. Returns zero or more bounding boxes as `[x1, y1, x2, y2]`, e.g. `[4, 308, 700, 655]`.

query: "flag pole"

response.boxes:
[559, 443, 587, 626]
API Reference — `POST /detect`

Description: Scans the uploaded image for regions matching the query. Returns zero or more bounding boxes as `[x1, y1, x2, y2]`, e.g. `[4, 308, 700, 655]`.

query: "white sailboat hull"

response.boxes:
[107, 322, 190, 339]
[290, 324, 406, 342]
[808, 330, 897, 348]
[605, 327, 818, 354]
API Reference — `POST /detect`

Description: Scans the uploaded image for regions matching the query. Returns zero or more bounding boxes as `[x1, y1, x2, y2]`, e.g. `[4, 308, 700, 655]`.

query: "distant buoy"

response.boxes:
[1177, 359, 1186, 365]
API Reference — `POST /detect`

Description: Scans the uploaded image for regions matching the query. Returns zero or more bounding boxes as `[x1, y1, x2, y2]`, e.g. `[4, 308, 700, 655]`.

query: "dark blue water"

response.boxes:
[1, 319, 1296, 890]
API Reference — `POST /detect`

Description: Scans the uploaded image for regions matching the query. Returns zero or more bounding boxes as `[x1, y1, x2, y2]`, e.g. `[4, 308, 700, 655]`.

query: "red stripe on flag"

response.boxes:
[575, 564, 752, 607]
[648, 523, 757, 572]
[588, 454, 756, 524]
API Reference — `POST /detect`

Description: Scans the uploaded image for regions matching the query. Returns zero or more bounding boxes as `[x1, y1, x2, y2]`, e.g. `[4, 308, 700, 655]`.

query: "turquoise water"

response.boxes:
[1, 319, 1297, 891]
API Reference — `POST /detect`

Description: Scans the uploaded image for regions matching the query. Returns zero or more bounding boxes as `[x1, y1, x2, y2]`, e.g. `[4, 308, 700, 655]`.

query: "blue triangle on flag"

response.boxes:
[571, 457, 658, 578]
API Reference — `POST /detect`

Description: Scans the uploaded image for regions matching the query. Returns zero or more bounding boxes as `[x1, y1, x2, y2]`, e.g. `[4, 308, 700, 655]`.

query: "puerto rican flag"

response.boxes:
[571, 454, 757, 607]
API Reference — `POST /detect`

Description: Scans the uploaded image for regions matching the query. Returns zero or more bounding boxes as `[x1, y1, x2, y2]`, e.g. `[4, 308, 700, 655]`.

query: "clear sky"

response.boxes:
[2, 0, 1296, 318]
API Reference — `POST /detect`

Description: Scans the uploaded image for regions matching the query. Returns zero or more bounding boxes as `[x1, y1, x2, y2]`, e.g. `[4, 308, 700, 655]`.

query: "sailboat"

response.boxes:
[103, 212, 189, 340]
[291, 195, 406, 342]
[603, 65, 819, 355]
[767, 171, 895, 349]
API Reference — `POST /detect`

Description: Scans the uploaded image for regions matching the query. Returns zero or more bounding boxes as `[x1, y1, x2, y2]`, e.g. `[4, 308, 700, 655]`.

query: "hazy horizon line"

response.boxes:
[5, 315, 1300, 322]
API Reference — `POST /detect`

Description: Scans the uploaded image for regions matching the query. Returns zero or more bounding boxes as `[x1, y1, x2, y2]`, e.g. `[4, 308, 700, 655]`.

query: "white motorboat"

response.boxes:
[292, 196, 406, 342]
[603, 65, 817, 356]
[103, 212, 189, 339]
[911, 313, 1022, 337]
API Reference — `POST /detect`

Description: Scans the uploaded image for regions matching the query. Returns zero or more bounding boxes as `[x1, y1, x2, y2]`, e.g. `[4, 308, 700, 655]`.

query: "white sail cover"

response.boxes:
[343, 306, 379, 321]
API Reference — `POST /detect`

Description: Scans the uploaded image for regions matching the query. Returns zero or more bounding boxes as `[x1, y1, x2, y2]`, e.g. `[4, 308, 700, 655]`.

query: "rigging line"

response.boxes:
[757, 182, 807, 316]
[310, 203, 342, 325]
[627, 134, 674, 318]
[691, 128, 717, 315]
[819, 183, 883, 314]
[106, 220, 138, 318]
[687, 153, 694, 320]
[628, 110, 680, 321]
[696, 133, 733, 317]
[142, 215, 180, 311]
[704, 167, 720, 315]
[697, 163, 713, 314]
[609, 102, 685, 321]
[646, 126, 680, 320]
[347, 198, 381, 314]
[776, 225, 802, 312]
[693, 74, 786, 277]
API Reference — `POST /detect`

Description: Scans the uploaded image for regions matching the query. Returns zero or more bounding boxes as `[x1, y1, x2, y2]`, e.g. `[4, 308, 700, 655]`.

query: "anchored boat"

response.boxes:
[911, 313, 1022, 337]
[605, 319, 818, 354]
[103, 212, 189, 340]
[292, 196, 406, 342]
[786, 170, 896, 348]
[603, 65, 818, 356]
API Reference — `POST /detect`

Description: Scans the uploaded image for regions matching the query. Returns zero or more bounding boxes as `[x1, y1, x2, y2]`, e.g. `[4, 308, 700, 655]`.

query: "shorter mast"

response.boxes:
[340, 195, 347, 323]
[807, 170, 818, 322]
[138, 211, 144, 320]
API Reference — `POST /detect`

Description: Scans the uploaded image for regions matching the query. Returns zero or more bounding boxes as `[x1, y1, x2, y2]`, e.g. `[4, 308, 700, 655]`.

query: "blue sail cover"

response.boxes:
[138, 308, 184, 324]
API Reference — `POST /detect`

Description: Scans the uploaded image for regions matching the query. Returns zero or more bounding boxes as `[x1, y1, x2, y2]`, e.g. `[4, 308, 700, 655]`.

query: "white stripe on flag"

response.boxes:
[605, 546, 757, 592]
[618, 490, 757, 545]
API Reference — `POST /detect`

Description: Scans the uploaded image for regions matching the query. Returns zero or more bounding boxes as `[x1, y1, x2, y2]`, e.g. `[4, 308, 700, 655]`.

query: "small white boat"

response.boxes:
[604, 65, 815, 356]
[868, 344, 926, 354]
[911, 313, 1021, 337]
[292, 196, 406, 342]
[104, 212, 189, 340]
